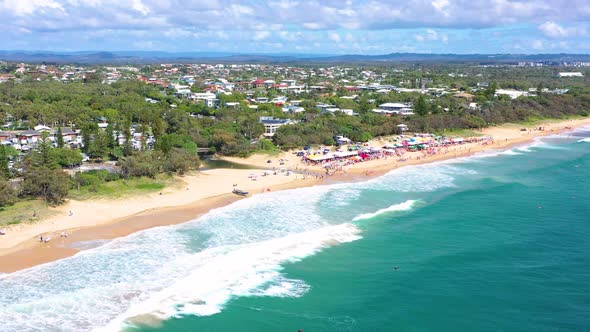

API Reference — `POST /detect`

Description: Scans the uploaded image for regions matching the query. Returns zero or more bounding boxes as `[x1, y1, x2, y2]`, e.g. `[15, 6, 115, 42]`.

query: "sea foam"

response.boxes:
[100, 223, 361, 331]
[0, 184, 361, 332]
[352, 200, 417, 221]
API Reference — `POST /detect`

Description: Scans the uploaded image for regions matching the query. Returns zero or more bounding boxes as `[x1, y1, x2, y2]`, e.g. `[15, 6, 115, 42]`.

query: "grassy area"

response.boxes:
[516, 114, 587, 126]
[0, 199, 56, 227]
[434, 128, 485, 137]
[251, 149, 282, 157]
[69, 175, 180, 200]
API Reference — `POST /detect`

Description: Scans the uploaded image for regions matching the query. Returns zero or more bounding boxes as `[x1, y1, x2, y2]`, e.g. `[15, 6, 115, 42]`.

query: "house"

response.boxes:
[454, 92, 475, 101]
[252, 79, 266, 89]
[0, 131, 12, 145]
[271, 96, 288, 105]
[287, 85, 305, 94]
[372, 103, 414, 116]
[34, 125, 52, 133]
[254, 97, 269, 103]
[225, 102, 241, 108]
[495, 89, 527, 99]
[17, 130, 42, 144]
[558, 72, 583, 78]
[282, 106, 305, 114]
[58, 127, 80, 143]
[191, 92, 219, 108]
[259, 117, 293, 137]
[335, 135, 352, 145]
[339, 109, 356, 116]
[316, 103, 337, 113]
[281, 79, 297, 86]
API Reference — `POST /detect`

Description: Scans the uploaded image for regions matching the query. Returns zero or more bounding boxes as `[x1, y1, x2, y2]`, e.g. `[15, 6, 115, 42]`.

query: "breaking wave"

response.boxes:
[352, 200, 418, 221]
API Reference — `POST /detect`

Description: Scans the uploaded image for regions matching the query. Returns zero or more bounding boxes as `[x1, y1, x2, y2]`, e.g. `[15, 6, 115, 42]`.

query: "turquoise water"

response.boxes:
[1, 130, 590, 332]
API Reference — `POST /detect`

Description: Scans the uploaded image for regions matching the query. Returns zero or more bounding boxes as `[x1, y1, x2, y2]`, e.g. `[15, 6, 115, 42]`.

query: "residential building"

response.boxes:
[495, 89, 528, 99]
[259, 117, 293, 137]
[372, 103, 414, 116]
[558, 72, 584, 78]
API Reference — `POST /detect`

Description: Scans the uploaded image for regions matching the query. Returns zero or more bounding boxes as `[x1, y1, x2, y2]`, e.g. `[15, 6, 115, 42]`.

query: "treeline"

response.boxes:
[0, 133, 200, 208]
[1, 80, 590, 163]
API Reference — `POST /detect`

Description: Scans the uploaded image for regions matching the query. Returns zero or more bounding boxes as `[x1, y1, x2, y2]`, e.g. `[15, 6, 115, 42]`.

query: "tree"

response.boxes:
[0, 178, 16, 208]
[80, 123, 97, 154]
[485, 82, 498, 99]
[414, 95, 429, 116]
[164, 148, 200, 175]
[0, 145, 12, 179]
[359, 131, 373, 142]
[20, 134, 69, 204]
[87, 130, 111, 161]
[119, 151, 163, 178]
[21, 167, 70, 205]
[55, 148, 84, 168]
[56, 127, 65, 148]
[32, 133, 59, 169]
[105, 124, 117, 149]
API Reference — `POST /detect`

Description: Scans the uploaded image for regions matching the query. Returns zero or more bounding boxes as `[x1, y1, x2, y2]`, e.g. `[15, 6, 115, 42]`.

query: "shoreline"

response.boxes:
[0, 169, 319, 273]
[1, 117, 589, 273]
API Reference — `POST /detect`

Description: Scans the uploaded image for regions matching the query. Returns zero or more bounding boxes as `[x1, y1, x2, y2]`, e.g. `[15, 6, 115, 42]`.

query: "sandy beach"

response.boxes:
[0, 168, 318, 272]
[1, 117, 589, 273]
[223, 117, 590, 177]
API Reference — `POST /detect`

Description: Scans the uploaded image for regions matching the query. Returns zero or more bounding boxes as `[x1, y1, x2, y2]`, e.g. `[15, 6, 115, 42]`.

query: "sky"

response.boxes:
[1, 0, 590, 55]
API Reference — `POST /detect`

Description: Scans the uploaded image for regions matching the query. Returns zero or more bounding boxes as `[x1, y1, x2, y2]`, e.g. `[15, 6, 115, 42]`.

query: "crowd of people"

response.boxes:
[297, 134, 494, 175]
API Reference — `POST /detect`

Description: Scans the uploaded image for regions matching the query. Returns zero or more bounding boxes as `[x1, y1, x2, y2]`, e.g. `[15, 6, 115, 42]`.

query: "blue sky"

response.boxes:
[1, 0, 589, 54]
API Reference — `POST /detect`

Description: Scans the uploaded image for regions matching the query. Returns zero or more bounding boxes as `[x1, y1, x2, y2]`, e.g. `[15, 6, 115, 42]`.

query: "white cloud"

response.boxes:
[131, 0, 150, 15]
[0, 0, 589, 53]
[2, 0, 64, 16]
[328, 32, 341, 42]
[303, 22, 325, 30]
[415, 29, 449, 43]
[531, 39, 545, 50]
[229, 4, 254, 15]
[538, 21, 586, 38]
[432, 0, 450, 16]
[253, 30, 271, 41]
[538, 21, 568, 37]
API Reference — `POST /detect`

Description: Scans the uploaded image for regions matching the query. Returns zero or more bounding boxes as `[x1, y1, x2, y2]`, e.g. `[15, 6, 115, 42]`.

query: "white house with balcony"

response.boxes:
[373, 102, 414, 116]
[259, 117, 293, 137]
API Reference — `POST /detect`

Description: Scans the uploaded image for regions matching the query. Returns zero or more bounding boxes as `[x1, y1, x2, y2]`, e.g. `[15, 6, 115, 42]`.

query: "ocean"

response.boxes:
[1, 129, 590, 332]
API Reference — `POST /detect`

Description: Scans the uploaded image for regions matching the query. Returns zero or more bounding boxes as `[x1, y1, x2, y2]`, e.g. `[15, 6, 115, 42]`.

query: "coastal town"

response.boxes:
[0, 59, 588, 212]
[2, 0, 590, 331]
[0, 57, 589, 272]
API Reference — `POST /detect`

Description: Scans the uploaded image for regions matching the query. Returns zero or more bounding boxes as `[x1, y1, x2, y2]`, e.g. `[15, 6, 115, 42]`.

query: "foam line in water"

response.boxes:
[352, 200, 417, 221]
[99, 223, 362, 331]
[578, 137, 590, 143]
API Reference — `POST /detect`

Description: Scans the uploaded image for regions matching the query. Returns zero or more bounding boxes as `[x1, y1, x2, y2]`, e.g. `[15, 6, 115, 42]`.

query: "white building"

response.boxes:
[373, 103, 414, 116]
[558, 72, 584, 78]
[495, 89, 528, 99]
[259, 117, 293, 137]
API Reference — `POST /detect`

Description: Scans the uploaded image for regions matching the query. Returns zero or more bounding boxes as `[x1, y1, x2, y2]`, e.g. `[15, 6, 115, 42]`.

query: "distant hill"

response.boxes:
[1, 50, 589, 65]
